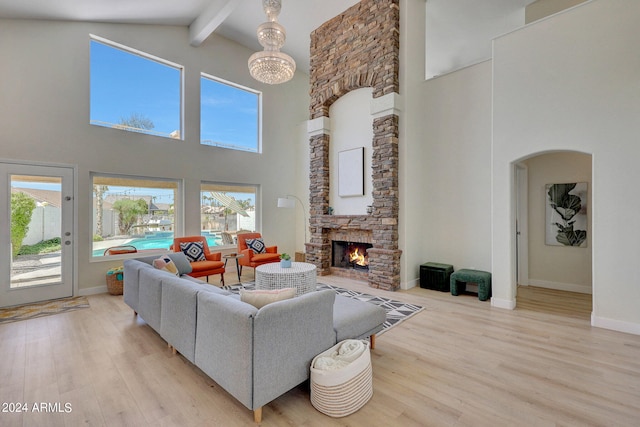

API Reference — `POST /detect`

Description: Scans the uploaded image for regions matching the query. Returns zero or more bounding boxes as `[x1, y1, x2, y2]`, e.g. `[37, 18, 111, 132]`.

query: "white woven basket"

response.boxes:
[310, 340, 372, 417]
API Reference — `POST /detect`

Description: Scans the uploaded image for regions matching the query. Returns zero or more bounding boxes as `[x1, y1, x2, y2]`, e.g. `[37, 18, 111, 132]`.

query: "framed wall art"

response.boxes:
[545, 182, 587, 247]
[338, 147, 364, 197]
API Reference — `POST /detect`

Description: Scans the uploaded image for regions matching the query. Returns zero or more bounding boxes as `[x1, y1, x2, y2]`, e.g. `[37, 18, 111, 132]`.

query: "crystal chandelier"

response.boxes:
[248, 0, 296, 85]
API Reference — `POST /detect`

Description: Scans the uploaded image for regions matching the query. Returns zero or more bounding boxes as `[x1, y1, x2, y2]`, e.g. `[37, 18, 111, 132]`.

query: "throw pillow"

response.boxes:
[165, 251, 193, 275]
[240, 288, 296, 309]
[180, 241, 206, 262]
[153, 256, 180, 276]
[245, 238, 266, 254]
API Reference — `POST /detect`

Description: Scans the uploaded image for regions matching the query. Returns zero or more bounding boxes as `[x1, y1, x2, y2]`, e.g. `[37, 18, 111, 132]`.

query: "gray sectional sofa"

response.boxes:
[123, 257, 385, 423]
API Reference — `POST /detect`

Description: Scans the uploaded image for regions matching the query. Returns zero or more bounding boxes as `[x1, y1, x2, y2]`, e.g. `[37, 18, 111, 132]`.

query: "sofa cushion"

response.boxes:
[160, 275, 201, 363]
[240, 288, 295, 309]
[245, 238, 266, 254]
[333, 295, 386, 342]
[123, 259, 154, 312]
[180, 241, 206, 262]
[138, 268, 167, 331]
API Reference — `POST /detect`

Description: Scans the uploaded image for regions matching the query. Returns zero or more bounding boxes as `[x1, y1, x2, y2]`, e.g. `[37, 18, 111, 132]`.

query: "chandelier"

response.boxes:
[248, 0, 296, 85]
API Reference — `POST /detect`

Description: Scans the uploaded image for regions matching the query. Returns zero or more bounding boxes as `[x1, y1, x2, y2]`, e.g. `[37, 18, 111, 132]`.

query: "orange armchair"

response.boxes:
[236, 233, 280, 274]
[172, 236, 225, 286]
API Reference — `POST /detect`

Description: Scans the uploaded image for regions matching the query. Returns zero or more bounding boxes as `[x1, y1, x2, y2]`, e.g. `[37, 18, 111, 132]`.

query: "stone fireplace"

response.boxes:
[330, 229, 373, 281]
[304, 0, 402, 291]
[332, 241, 372, 271]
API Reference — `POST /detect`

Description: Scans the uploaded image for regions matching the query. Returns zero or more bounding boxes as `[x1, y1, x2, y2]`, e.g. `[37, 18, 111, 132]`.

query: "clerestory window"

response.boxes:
[200, 74, 261, 152]
[90, 35, 183, 139]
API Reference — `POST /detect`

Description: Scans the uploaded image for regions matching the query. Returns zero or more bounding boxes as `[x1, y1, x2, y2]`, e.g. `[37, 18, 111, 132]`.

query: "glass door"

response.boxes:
[0, 163, 74, 308]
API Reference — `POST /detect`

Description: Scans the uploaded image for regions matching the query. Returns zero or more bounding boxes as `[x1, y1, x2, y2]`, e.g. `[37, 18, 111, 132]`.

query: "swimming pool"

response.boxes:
[94, 235, 220, 257]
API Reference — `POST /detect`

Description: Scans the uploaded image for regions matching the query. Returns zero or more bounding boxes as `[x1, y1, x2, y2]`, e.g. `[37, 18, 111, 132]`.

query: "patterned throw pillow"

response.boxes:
[180, 241, 206, 262]
[245, 238, 266, 254]
[153, 256, 180, 276]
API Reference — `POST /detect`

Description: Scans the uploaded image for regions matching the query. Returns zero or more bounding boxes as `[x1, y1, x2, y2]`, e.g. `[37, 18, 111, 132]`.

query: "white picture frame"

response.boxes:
[338, 147, 364, 197]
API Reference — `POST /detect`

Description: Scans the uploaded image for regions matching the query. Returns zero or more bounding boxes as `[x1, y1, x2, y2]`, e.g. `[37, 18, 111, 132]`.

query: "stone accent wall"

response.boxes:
[309, 0, 400, 119]
[306, 0, 402, 290]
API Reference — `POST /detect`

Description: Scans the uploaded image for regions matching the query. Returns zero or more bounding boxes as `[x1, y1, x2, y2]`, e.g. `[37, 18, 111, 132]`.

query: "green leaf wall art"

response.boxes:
[545, 182, 588, 247]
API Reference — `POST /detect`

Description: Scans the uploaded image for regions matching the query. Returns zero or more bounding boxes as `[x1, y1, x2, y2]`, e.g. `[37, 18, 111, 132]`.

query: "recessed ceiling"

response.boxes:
[0, 0, 535, 76]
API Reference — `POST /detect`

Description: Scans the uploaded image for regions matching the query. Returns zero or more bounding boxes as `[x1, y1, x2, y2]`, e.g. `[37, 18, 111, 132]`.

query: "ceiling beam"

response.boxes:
[189, 0, 242, 47]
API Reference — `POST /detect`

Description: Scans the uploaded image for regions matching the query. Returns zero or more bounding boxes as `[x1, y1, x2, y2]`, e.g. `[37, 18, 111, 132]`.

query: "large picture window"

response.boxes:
[201, 74, 260, 152]
[200, 183, 258, 247]
[90, 36, 183, 139]
[91, 174, 182, 258]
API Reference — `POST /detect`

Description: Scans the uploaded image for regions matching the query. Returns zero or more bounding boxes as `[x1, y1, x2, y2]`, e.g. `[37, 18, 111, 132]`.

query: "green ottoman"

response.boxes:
[450, 269, 492, 301]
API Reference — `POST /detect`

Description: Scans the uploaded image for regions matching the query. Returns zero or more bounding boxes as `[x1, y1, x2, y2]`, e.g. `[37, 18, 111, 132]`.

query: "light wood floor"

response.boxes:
[1, 274, 639, 427]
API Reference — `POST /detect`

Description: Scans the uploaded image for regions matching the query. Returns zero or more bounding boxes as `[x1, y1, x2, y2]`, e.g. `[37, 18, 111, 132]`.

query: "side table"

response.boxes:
[223, 253, 245, 285]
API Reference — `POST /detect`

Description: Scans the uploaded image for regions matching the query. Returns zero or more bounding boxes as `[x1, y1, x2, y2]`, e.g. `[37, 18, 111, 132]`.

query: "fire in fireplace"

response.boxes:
[332, 241, 373, 271]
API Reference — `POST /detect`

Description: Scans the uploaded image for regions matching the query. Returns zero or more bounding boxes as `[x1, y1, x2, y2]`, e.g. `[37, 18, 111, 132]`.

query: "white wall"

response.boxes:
[399, 0, 492, 289]
[419, 62, 493, 275]
[399, 0, 427, 289]
[328, 88, 374, 215]
[493, 0, 640, 333]
[524, 152, 592, 293]
[0, 19, 309, 292]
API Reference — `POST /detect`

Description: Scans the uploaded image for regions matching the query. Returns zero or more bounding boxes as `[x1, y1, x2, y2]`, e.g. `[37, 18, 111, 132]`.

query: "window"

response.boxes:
[200, 183, 258, 246]
[90, 35, 183, 139]
[91, 174, 182, 258]
[201, 74, 260, 152]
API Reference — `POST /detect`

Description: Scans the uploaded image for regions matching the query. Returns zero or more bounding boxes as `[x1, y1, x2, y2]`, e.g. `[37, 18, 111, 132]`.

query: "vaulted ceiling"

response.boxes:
[0, 0, 535, 75]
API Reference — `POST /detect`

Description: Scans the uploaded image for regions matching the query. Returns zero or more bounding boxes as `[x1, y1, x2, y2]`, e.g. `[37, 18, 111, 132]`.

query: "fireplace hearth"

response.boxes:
[332, 240, 373, 271]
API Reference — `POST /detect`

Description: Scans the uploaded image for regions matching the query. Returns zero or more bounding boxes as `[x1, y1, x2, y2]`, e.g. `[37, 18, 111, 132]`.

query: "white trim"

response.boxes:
[90, 34, 184, 70]
[401, 277, 419, 291]
[200, 73, 261, 153]
[527, 279, 592, 294]
[370, 92, 402, 118]
[307, 117, 332, 137]
[592, 313, 640, 336]
[89, 35, 185, 141]
[79, 285, 108, 296]
[515, 163, 528, 286]
[491, 297, 516, 310]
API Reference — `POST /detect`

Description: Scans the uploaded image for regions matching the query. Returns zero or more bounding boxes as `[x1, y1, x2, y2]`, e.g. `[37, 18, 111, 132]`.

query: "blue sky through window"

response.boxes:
[90, 39, 181, 138]
[201, 76, 259, 152]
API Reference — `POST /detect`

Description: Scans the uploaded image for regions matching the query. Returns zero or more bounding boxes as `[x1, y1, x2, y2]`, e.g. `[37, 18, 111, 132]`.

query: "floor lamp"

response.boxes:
[277, 195, 308, 256]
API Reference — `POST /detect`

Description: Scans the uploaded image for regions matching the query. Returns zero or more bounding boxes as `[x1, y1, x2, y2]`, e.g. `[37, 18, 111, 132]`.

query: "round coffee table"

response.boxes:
[255, 262, 317, 296]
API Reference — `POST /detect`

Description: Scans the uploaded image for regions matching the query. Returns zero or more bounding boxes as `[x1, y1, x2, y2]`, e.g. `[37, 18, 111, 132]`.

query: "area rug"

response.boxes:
[226, 282, 424, 336]
[0, 296, 90, 324]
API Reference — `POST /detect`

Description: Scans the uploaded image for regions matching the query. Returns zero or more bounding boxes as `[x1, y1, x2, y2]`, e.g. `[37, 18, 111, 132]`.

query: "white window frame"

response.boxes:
[200, 73, 262, 153]
[90, 34, 185, 140]
[90, 173, 183, 260]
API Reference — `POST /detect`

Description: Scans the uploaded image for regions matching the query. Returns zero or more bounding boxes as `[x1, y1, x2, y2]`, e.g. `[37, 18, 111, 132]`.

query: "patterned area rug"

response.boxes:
[226, 282, 424, 336]
[0, 296, 90, 324]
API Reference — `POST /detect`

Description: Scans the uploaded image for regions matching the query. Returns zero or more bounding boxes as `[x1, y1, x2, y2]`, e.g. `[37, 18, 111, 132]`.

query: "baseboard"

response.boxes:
[491, 297, 516, 310]
[526, 279, 592, 294]
[591, 314, 640, 336]
[79, 285, 108, 296]
[402, 277, 419, 290]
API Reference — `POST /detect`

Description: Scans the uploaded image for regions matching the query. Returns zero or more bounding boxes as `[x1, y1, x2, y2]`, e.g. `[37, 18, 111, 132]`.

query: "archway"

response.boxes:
[512, 150, 593, 316]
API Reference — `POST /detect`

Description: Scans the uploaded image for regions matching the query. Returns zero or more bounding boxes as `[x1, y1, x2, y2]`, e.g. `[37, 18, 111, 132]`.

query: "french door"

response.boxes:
[0, 162, 74, 308]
